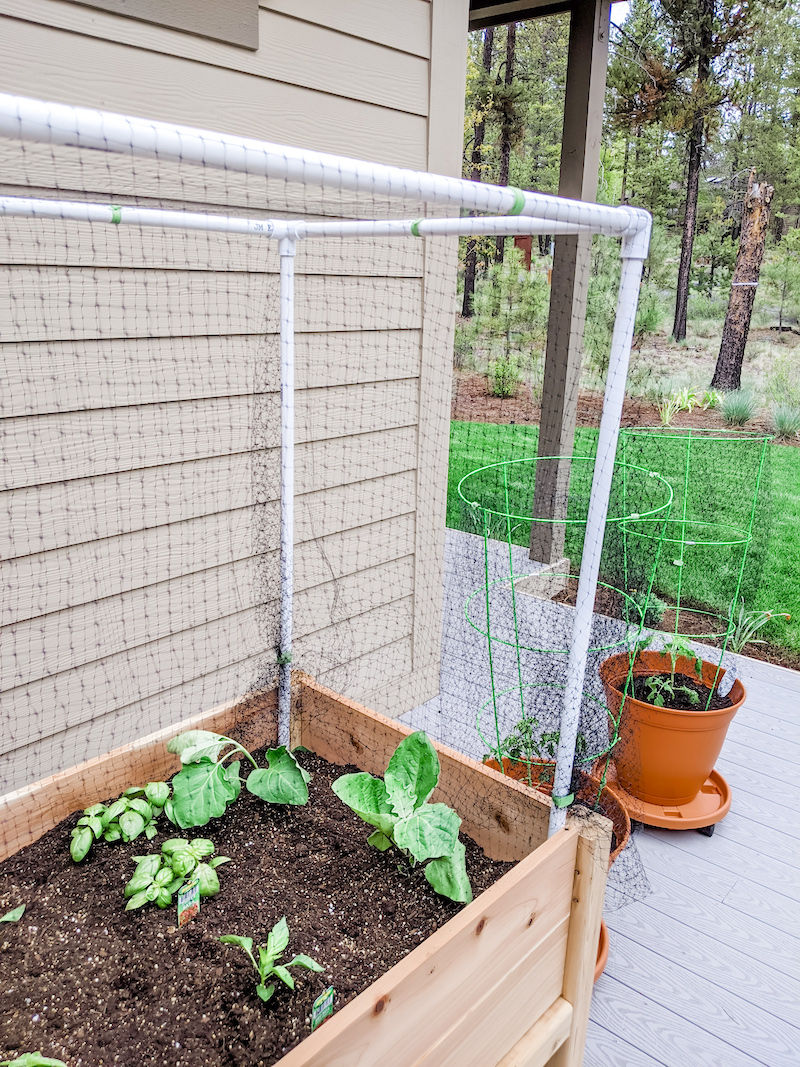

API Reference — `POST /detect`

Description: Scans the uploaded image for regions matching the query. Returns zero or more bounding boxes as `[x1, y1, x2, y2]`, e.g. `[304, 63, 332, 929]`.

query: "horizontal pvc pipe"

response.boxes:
[0, 92, 649, 239]
[0, 196, 609, 239]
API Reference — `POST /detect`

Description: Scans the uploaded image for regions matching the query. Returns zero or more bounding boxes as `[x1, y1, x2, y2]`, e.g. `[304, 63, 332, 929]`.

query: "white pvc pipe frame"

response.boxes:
[0, 94, 651, 837]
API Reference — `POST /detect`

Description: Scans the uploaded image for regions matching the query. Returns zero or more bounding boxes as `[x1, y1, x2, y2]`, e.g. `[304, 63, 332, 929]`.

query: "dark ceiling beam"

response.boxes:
[469, 0, 572, 30]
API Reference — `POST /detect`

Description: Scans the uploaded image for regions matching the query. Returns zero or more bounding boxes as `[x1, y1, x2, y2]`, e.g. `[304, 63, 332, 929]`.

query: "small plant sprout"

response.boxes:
[220, 918, 324, 1004]
[656, 394, 682, 426]
[167, 731, 311, 828]
[631, 633, 706, 707]
[124, 839, 231, 911]
[0, 1055, 68, 1067]
[0, 904, 25, 922]
[69, 781, 171, 862]
[728, 599, 791, 654]
[332, 732, 472, 903]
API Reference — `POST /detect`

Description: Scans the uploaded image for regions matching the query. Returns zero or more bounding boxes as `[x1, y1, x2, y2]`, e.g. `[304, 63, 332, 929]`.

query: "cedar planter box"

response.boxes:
[0, 675, 610, 1067]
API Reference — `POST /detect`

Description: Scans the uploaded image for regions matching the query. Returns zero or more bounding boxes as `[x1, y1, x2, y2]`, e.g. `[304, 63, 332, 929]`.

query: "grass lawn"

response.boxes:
[447, 420, 800, 655]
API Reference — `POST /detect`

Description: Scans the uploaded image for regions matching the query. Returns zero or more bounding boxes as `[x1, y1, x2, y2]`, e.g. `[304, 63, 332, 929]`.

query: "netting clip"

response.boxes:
[110, 205, 122, 224]
[552, 793, 575, 809]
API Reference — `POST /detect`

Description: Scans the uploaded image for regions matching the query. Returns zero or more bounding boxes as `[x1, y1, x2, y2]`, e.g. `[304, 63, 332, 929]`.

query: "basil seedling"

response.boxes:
[124, 839, 231, 911]
[0, 904, 25, 923]
[69, 781, 172, 862]
[332, 731, 472, 903]
[220, 917, 323, 1003]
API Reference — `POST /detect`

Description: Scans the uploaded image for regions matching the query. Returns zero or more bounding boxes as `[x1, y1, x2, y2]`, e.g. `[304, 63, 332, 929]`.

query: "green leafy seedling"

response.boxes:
[167, 731, 311, 829]
[124, 854, 183, 911]
[69, 782, 172, 862]
[220, 917, 323, 1003]
[0, 904, 25, 923]
[332, 731, 472, 903]
[0, 1056, 67, 1067]
[0, 1055, 68, 1066]
[124, 838, 231, 911]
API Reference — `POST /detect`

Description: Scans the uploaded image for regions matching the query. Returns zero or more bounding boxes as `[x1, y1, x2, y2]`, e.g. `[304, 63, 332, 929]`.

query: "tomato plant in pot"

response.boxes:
[599, 635, 746, 809]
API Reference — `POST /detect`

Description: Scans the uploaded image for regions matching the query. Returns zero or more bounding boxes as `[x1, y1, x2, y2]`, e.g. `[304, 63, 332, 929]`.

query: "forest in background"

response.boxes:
[457, 0, 800, 440]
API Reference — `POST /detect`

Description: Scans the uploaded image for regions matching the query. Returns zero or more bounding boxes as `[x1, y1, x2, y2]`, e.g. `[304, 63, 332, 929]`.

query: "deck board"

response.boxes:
[410, 531, 800, 1067]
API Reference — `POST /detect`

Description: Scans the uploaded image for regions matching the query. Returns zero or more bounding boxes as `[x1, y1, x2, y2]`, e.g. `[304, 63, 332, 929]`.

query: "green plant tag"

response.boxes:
[311, 986, 335, 1031]
[177, 877, 200, 927]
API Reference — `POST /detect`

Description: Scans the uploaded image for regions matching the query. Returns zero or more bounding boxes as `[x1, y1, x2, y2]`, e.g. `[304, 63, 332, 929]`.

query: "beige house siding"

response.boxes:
[0, 0, 469, 791]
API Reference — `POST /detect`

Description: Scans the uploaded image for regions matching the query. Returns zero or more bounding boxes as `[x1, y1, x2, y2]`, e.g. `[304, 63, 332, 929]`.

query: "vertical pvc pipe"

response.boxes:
[548, 249, 647, 836]
[278, 237, 296, 746]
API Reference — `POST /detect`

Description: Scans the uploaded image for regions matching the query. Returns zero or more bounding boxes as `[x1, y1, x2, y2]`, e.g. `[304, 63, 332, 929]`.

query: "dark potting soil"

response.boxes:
[629, 673, 735, 711]
[0, 750, 513, 1067]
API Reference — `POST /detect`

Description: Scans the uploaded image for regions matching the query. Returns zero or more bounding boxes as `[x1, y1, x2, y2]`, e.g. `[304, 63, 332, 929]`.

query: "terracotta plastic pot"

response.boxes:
[599, 651, 746, 806]
[483, 758, 631, 867]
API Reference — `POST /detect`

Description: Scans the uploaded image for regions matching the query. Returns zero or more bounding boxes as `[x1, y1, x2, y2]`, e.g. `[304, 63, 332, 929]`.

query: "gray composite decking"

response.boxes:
[404, 531, 800, 1067]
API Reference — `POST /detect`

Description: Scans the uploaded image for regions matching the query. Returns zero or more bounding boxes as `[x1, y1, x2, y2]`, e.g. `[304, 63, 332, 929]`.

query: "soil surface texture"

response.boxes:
[0, 750, 513, 1067]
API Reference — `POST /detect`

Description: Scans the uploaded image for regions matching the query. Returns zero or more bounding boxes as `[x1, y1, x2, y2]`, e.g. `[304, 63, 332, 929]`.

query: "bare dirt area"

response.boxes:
[451, 369, 796, 442]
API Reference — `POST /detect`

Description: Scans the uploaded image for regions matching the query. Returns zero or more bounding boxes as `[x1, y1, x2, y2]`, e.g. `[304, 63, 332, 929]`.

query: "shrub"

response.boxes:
[767, 348, 800, 407]
[487, 352, 521, 397]
[472, 246, 549, 378]
[720, 390, 756, 427]
[771, 403, 800, 440]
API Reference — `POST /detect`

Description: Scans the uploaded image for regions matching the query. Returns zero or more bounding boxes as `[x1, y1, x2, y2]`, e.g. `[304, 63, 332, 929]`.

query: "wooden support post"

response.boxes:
[530, 0, 610, 563]
[548, 820, 610, 1067]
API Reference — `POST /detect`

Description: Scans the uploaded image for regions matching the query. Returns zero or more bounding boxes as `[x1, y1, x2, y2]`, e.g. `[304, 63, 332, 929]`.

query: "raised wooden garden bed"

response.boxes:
[0, 675, 610, 1067]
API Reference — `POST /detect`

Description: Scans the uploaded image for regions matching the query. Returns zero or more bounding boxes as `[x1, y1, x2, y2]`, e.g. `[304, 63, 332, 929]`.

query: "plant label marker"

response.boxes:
[311, 986, 335, 1031]
[177, 878, 200, 927]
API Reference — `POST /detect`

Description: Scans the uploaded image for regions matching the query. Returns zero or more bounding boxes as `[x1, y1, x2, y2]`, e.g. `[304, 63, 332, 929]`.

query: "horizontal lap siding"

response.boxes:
[0, 0, 434, 787]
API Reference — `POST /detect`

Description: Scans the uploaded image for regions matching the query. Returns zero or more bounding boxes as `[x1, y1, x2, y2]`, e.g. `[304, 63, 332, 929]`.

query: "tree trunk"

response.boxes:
[711, 172, 774, 390]
[672, 0, 713, 342]
[495, 22, 517, 263]
[462, 27, 494, 317]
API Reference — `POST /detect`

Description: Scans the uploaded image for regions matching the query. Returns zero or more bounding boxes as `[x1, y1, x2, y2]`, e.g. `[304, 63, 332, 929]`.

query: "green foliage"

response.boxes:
[124, 839, 230, 912]
[69, 782, 172, 862]
[657, 394, 683, 426]
[728, 599, 790, 653]
[771, 403, 800, 440]
[453, 317, 477, 371]
[625, 589, 668, 629]
[761, 230, 800, 329]
[486, 352, 521, 398]
[766, 347, 800, 407]
[167, 731, 310, 829]
[0, 904, 25, 923]
[643, 673, 700, 708]
[628, 634, 706, 707]
[220, 918, 324, 1004]
[332, 732, 472, 903]
[472, 246, 549, 397]
[488, 714, 588, 773]
[720, 390, 757, 426]
[447, 422, 800, 657]
[0, 1055, 68, 1067]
